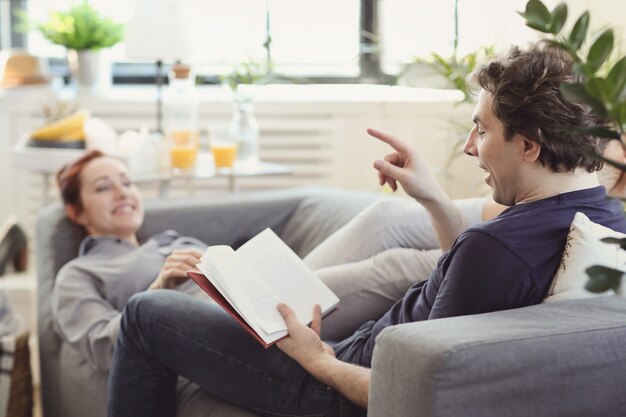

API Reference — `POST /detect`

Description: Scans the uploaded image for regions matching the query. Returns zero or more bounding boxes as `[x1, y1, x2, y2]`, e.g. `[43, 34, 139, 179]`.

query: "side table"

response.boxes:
[134, 153, 292, 196]
[11, 139, 292, 203]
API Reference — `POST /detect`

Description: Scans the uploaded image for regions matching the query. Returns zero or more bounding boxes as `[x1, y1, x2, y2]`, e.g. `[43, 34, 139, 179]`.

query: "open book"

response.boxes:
[188, 228, 339, 348]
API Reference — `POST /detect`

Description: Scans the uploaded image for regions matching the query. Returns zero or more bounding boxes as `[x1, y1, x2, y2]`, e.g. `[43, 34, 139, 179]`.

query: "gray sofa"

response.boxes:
[36, 187, 626, 417]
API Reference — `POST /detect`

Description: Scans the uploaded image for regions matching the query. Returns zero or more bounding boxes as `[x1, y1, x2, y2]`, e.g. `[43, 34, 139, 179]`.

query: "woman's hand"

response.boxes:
[149, 249, 202, 290]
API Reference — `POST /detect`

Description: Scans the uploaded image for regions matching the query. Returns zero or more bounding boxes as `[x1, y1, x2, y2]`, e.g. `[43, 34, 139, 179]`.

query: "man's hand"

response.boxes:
[276, 303, 335, 371]
[369, 127, 467, 250]
[368, 128, 448, 204]
[149, 249, 202, 290]
[276, 303, 370, 409]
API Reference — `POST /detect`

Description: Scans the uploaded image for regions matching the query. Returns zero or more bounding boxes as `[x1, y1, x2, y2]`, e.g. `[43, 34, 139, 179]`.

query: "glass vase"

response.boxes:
[228, 85, 259, 165]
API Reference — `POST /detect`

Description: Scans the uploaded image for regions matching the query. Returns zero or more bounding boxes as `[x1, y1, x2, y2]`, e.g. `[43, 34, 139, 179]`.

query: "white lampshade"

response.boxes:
[125, 0, 192, 62]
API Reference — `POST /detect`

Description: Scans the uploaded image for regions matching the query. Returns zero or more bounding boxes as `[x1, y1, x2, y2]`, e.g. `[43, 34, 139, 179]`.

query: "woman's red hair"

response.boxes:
[56, 149, 106, 209]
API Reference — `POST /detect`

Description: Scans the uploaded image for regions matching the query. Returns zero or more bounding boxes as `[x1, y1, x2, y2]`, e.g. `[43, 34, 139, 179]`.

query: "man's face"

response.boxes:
[463, 90, 525, 206]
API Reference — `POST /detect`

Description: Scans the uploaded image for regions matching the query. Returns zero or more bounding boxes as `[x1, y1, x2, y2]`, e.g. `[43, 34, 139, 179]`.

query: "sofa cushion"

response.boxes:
[544, 211, 626, 302]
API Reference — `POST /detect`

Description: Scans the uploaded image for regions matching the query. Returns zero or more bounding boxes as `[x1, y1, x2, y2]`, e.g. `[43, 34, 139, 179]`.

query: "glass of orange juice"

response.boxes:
[168, 129, 199, 171]
[211, 139, 238, 169]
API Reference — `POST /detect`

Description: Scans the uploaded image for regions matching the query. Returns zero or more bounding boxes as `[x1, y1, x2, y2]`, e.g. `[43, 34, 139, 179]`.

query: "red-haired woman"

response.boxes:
[51, 150, 208, 414]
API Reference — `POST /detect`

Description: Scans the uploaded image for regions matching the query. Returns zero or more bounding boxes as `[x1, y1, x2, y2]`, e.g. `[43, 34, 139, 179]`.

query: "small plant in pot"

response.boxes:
[520, 0, 626, 294]
[19, 1, 124, 91]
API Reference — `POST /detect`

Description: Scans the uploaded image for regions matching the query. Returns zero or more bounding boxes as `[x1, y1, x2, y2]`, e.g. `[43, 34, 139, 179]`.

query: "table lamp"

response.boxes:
[124, 0, 192, 134]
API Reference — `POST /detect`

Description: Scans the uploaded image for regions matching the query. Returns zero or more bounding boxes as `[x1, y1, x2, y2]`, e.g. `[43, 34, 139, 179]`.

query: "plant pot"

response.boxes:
[67, 49, 111, 94]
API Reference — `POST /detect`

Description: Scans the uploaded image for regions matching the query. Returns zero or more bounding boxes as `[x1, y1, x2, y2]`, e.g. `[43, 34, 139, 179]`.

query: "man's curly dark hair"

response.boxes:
[469, 41, 606, 173]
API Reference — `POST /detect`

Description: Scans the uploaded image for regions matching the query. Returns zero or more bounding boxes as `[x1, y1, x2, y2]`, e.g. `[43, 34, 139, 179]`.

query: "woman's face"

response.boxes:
[71, 157, 144, 242]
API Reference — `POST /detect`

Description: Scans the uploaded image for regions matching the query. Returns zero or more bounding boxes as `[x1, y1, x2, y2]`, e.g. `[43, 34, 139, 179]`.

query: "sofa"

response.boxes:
[36, 187, 626, 417]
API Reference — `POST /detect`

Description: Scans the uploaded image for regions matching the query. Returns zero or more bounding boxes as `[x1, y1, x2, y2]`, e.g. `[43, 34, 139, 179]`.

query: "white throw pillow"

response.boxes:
[543, 211, 626, 303]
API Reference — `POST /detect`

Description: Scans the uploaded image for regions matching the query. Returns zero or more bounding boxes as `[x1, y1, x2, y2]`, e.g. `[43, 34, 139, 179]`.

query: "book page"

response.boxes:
[198, 245, 287, 343]
[236, 228, 339, 334]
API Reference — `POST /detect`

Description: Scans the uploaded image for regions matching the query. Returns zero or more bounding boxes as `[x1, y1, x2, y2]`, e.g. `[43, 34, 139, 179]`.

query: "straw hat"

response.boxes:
[0, 50, 50, 87]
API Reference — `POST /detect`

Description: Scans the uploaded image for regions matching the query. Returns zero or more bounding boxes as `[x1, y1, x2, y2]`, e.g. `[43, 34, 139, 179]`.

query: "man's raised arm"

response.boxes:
[368, 127, 468, 250]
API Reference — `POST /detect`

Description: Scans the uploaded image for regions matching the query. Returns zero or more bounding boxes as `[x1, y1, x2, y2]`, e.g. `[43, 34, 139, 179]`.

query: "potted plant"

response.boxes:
[519, 0, 626, 294]
[20, 1, 124, 91]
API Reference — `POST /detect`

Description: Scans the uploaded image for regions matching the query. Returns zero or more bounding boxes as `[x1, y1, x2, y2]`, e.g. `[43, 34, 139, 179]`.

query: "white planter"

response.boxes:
[67, 49, 111, 94]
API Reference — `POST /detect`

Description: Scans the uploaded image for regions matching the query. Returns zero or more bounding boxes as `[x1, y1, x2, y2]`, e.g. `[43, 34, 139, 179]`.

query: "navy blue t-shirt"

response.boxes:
[351, 186, 626, 367]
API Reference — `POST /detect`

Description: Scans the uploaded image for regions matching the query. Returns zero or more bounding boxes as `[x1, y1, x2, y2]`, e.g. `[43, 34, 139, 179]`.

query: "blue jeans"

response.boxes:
[107, 291, 364, 417]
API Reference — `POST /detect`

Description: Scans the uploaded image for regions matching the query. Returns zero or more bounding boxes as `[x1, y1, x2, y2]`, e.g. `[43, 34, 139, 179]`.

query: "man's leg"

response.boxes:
[108, 291, 346, 417]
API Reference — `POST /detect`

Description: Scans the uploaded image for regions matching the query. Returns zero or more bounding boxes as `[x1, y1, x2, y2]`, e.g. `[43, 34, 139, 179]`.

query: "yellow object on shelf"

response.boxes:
[211, 142, 238, 168]
[31, 110, 89, 141]
[170, 146, 198, 169]
[168, 129, 199, 170]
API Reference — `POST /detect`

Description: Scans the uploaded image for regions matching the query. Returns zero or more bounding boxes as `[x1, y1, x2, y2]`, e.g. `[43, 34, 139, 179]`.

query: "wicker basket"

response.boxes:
[6, 332, 33, 417]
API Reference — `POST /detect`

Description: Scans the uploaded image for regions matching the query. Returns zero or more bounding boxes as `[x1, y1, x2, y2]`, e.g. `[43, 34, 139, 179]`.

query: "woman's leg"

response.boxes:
[304, 197, 486, 269]
[319, 247, 441, 341]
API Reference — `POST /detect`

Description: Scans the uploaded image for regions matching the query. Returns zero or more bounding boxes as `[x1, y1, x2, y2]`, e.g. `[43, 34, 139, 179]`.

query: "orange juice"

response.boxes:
[211, 142, 238, 168]
[168, 129, 199, 169]
[170, 146, 198, 169]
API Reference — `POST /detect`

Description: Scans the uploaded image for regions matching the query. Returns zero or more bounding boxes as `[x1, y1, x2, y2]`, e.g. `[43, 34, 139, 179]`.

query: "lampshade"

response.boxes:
[125, 0, 192, 62]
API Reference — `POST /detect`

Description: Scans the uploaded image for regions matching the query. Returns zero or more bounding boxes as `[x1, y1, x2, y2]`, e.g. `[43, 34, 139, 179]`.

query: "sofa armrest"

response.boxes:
[369, 296, 626, 417]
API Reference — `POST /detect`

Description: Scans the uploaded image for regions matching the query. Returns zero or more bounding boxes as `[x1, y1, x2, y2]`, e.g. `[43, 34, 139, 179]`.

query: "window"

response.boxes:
[5, 0, 537, 84]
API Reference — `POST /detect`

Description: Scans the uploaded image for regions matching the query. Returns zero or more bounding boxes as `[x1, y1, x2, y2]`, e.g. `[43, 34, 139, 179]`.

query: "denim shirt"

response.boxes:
[51, 230, 207, 371]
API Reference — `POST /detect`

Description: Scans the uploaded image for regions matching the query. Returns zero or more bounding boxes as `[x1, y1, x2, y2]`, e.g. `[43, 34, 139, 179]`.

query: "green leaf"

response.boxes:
[569, 11, 590, 51]
[607, 57, 626, 102]
[549, 3, 568, 34]
[585, 265, 624, 293]
[606, 101, 626, 130]
[519, 0, 552, 33]
[560, 82, 608, 117]
[601, 237, 626, 250]
[585, 77, 613, 105]
[32, 3, 123, 50]
[572, 62, 590, 77]
[587, 29, 614, 75]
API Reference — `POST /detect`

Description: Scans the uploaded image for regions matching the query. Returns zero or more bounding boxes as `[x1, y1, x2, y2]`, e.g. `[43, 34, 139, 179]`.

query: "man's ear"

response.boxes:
[521, 136, 541, 163]
[65, 205, 86, 226]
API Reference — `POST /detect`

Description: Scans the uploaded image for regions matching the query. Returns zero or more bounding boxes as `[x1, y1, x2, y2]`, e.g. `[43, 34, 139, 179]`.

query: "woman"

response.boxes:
[51, 150, 219, 417]
[52, 150, 206, 372]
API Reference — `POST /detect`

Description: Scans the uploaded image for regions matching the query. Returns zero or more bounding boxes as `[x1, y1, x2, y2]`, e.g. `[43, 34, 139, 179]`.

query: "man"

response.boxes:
[107, 42, 626, 417]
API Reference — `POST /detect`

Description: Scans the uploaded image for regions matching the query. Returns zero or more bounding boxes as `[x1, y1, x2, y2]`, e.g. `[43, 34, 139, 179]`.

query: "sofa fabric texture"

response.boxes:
[369, 295, 626, 417]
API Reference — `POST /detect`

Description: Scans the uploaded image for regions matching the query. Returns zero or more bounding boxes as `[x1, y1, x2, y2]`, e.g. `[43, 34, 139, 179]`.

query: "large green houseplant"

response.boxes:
[519, 0, 626, 294]
[20, 1, 124, 91]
